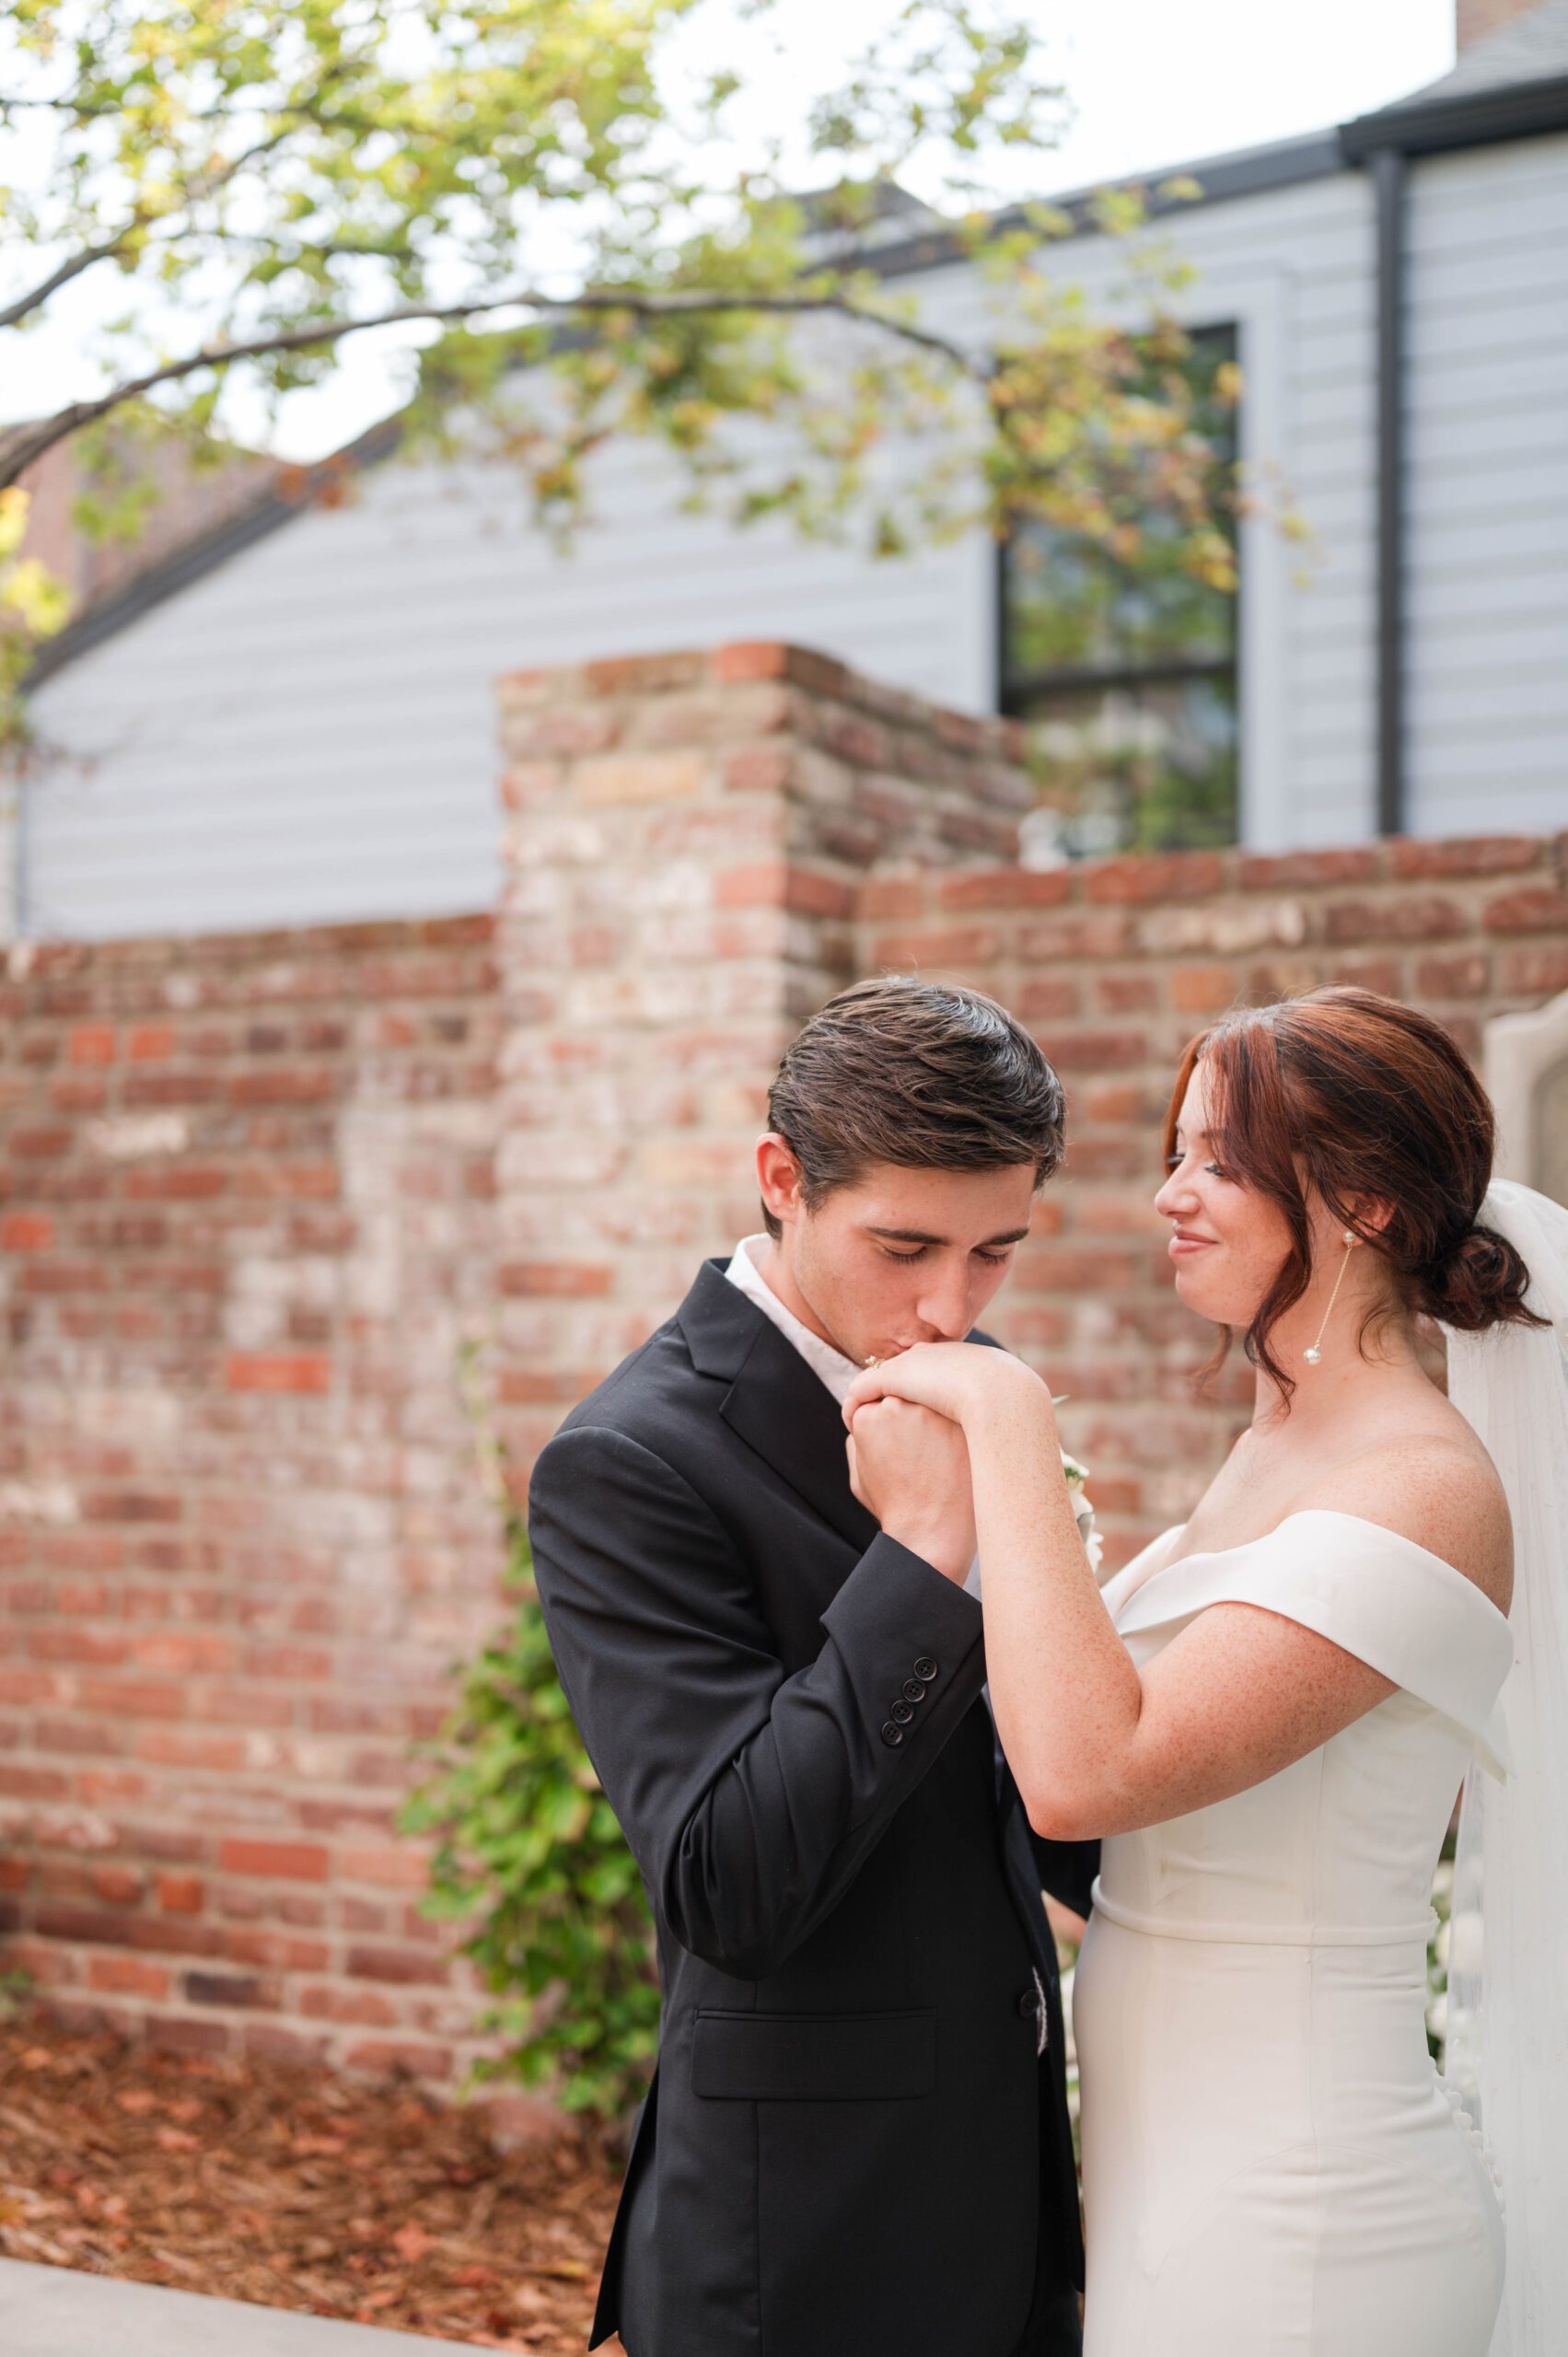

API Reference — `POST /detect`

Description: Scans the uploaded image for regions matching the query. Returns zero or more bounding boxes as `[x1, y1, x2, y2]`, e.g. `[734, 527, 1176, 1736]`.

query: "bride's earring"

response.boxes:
[1303, 1230, 1358, 1364]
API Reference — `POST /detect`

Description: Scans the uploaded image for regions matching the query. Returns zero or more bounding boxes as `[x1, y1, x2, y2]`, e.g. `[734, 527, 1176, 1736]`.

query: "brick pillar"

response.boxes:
[492, 642, 1031, 1473]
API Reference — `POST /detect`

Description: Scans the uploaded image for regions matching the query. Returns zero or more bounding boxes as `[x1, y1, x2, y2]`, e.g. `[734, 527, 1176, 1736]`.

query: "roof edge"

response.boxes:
[1340, 68, 1568, 157]
[24, 416, 405, 693]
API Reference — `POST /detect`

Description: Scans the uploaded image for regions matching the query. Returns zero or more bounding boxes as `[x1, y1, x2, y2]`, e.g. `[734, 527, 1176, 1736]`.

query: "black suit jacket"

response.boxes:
[528, 1259, 1098, 2357]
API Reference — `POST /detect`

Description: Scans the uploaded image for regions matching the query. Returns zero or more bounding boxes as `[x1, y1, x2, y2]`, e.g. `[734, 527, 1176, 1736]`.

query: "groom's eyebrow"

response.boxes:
[865, 1224, 1032, 1248]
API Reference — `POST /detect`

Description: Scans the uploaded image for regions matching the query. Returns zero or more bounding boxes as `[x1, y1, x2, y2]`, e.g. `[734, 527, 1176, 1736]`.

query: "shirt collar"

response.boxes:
[723, 1235, 862, 1406]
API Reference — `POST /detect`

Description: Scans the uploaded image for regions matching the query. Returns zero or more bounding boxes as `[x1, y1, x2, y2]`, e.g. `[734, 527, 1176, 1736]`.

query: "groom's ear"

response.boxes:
[756, 1133, 807, 1231]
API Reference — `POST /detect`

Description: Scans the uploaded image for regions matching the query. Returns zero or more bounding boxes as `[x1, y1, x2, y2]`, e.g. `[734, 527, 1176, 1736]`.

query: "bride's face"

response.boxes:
[1154, 1062, 1298, 1329]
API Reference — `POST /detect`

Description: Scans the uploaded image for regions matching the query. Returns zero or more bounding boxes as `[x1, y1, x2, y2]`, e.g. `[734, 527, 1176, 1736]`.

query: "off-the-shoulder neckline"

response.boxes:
[1116, 1506, 1511, 1631]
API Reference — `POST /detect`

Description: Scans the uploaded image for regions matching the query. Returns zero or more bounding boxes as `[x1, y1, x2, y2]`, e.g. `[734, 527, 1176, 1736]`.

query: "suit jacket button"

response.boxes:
[881, 1721, 905, 1747]
[1017, 1988, 1040, 2019]
[913, 1655, 938, 1683]
[900, 1678, 926, 1704]
[889, 1699, 914, 1725]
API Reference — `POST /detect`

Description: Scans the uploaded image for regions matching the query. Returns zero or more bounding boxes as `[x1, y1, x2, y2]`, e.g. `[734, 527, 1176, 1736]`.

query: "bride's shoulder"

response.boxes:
[1315, 1431, 1513, 1614]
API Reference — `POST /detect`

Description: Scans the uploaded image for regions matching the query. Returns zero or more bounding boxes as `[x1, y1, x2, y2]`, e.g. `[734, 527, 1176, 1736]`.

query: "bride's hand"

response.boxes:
[842, 1340, 1051, 1434]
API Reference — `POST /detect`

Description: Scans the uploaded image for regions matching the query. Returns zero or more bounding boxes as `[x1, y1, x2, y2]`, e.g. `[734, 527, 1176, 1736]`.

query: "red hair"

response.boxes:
[1164, 985, 1544, 1399]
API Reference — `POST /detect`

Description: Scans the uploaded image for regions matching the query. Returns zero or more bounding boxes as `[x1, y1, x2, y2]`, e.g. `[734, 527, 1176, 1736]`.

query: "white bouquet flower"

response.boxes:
[1058, 1442, 1103, 1579]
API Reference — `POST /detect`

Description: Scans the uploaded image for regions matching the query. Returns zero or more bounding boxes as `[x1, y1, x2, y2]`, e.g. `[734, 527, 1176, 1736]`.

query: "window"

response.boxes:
[998, 326, 1239, 858]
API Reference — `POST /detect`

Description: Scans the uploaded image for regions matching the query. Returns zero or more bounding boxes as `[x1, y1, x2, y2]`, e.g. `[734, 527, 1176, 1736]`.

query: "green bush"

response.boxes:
[401, 1506, 659, 2122]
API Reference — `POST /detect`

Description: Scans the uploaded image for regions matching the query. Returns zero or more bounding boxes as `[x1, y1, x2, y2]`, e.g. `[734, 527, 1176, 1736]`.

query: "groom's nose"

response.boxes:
[914, 1260, 979, 1341]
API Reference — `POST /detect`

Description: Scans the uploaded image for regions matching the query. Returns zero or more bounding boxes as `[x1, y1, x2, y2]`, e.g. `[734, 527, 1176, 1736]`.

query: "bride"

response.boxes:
[842, 984, 1566, 2357]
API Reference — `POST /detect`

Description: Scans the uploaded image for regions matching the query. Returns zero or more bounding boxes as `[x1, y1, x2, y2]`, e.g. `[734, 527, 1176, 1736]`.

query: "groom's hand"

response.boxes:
[846, 1399, 976, 1584]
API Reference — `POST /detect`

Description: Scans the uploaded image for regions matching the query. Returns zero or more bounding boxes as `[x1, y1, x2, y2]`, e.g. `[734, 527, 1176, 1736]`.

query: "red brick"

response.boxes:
[1501, 946, 1568, 995]
[1483, 888, 1568, 935]
[90, 1864, 145, 1907]
[938, 869, 1072, 910]
[1018, 979, 1083, 1020]
[134, 1729, 247, 1771]
[1, 1212, 53, 1251]
[1415, 954, 1491, 998]
[342, 2038, 453, 2081]
[87, 1955, 172, 2000]
[243, 2024, 332, 2066]
[127, 1024, 178, 1059]
[340, 1844, 431, 1889]
[1085, 852, 1227, 904]
[584, 649, 706, 695]
[1097, 974, 1160, 1014]
[67, 1025, 117, 1063]
[1389, 835, 1541, 880]
[715, 863, 855, 918]
[1013, 1248, 1143, 1292]
[184, 1969, 279, 2009]
[714, 641, 792, 683]
[1237, 848, 1381, 889]
[870, 926, 1001, 968]
[1037, 1029, 1147, 1071]
[219, 1839, 331, 1882]
[500, 1262, 612, 1297]
[1169, 965, 1239, 1014]
[1323, 896, 1468, 944]
[345, 1943, 449, 1986]
[300, 1982, 401, 2027]
[157, 1873, 204, 1915]
[146, 2013, 231, 2057]
[224, 1352, 332, 1393]
[75, 1678, 188, 1719]
[723, 748, 794, 795]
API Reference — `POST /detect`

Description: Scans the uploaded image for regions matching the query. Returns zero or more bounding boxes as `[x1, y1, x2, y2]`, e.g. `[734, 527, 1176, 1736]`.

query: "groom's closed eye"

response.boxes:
[880, 1246, 1014, 1265]
[865, 1225, 1029, 1266]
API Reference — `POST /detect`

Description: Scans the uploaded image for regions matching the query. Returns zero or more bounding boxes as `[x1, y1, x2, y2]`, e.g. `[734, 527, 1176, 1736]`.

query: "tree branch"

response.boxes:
[0, 128, 296, 333]
[0, 283, 991, 490]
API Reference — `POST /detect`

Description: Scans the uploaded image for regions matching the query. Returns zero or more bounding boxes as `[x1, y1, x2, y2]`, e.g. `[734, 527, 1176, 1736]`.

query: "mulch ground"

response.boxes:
[0, 2007, 626, 2351]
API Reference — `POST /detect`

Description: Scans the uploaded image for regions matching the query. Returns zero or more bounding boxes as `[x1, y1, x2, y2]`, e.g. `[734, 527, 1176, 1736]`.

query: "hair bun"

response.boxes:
[1423, 1221, 1536, 1332]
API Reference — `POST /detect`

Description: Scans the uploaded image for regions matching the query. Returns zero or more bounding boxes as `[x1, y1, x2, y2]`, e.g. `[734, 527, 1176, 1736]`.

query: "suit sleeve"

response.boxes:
[528, 1421, 988, 1981]
[1029, 1830, 1100, 1922]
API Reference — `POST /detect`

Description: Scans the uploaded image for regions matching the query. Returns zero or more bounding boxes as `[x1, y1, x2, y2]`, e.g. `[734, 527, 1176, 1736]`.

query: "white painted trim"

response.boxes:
[1484, 987, 1568, 1192]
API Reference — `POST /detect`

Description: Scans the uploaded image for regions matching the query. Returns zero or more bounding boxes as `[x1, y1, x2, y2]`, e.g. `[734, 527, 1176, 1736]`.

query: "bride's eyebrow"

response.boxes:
[865, 1225, 1031, 1248]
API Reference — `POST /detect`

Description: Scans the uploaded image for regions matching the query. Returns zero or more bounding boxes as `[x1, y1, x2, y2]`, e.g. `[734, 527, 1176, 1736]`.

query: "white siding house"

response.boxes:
[14, 7, 1568, 941]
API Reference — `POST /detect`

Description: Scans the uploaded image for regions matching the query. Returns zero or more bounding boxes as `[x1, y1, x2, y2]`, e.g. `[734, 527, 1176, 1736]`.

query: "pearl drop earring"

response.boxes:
[1303, 1230, 1358, 1364]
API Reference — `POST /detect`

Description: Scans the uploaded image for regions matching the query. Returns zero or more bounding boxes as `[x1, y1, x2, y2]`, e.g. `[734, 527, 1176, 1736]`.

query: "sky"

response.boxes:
[8, 0, 1458, 463]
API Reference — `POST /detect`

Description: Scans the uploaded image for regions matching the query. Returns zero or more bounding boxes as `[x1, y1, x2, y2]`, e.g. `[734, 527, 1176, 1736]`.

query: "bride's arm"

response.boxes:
[843, 1346, 1422, 1840]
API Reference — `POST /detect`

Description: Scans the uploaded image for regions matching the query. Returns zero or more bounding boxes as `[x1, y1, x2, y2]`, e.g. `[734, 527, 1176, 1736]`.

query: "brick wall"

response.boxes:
[4, 641, 1564, 2077]
[0, 917, 507, 2078]
[497, 643, 1568, 1550]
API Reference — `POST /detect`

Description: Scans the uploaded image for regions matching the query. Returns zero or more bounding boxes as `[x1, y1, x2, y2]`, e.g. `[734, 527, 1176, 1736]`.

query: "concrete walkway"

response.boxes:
[0, 2258, 483, 2354]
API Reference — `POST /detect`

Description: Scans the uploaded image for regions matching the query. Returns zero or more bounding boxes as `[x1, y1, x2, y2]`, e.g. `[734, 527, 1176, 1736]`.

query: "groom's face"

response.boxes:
[759, 1147, 1040, 1366]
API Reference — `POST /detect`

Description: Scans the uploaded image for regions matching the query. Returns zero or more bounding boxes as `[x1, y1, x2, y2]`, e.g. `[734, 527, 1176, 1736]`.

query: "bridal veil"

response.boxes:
[1442, 1177, 1568, 2357]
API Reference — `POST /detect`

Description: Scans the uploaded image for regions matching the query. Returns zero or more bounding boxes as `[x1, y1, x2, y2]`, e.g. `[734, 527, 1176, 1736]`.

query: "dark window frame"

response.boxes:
[993, 319, 1242, 853]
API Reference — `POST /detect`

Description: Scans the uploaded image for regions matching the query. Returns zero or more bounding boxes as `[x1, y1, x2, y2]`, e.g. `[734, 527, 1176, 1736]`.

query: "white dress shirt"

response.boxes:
[724, 1235, 984, 1603]
[724, 1234, 863, 1405]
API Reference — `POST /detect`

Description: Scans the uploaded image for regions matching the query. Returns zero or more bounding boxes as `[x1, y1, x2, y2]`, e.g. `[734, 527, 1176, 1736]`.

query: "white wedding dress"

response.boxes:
[1074, 1506, 1514, 2357]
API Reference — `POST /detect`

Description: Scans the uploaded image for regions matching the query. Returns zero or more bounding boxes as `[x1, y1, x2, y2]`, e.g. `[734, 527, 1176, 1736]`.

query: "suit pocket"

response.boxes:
[691, 2008, 935, 2102]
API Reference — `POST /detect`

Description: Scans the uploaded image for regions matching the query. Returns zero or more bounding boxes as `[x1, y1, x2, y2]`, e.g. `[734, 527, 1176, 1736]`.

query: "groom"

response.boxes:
[528, 977, 1098, 2357]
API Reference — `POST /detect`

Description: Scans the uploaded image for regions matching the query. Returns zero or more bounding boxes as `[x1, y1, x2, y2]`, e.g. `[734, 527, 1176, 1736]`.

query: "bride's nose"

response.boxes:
[1154, 1163, 1191, 1222]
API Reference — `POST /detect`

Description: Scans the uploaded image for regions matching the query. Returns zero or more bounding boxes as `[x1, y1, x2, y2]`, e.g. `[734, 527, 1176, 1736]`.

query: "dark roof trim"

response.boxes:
[25, 415, 405, 691]
[1341, 70, 1568, 158]
[868, 133, 1347, 284]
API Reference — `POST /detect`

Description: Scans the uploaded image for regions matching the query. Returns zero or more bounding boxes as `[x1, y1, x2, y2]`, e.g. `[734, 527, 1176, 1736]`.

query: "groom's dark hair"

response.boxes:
[761, 975, 1065, 1240]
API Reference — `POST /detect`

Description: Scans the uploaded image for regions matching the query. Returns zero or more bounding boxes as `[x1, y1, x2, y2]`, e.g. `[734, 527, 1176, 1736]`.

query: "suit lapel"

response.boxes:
[678, 1258, 880, 1554]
